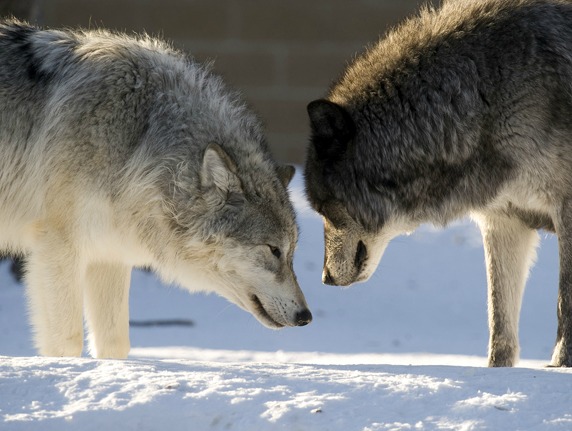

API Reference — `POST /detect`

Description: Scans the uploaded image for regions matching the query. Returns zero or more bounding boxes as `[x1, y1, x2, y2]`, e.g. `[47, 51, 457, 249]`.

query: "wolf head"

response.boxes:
[304, 99, 417, 287]
[151, 142, 311, 329]
[112, 49, 312, 329]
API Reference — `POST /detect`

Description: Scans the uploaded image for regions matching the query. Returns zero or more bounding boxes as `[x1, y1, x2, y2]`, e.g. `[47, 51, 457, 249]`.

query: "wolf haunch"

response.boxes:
[0, 20, 311, 358]
[305, 0, 572, 367]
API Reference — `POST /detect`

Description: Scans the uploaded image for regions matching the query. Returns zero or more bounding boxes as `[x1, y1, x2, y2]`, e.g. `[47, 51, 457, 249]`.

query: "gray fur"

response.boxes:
[305, 0, 572, 367]
[0, 20, 311, 358]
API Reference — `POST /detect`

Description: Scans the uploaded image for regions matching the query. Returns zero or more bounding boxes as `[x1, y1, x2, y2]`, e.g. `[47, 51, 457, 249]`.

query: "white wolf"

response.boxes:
[0, 20, 311, 358]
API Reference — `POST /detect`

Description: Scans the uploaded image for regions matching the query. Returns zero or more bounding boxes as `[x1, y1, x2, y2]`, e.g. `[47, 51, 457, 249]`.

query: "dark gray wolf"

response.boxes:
[0, 20, 311, 358]
[304, 0, 572, 367]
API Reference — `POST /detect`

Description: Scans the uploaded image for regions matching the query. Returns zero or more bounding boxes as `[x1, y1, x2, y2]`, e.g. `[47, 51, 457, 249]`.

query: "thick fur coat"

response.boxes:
[305, 0, 572, 366]
[0, 20, 311, 358]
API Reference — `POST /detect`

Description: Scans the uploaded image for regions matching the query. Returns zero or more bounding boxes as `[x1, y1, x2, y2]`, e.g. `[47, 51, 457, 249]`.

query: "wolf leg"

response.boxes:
[25, 235, 84, 357]
[84, 262, 131, 359]
[551, 201, 572, 367]
[477, 214, 539, 367]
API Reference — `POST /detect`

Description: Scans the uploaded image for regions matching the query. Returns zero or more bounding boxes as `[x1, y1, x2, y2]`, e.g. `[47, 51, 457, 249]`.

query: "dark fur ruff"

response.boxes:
[306, 0, 570, 233]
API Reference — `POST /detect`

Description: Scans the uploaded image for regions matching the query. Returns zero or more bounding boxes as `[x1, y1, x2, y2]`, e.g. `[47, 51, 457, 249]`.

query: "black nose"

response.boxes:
[295, 309, 313, 326]
[354, 240, 367, 269]
[323, 268, 335, 285]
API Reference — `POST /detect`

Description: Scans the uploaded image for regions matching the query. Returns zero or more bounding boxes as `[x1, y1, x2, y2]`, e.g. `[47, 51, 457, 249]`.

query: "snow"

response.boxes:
[1, 170, 572, 430]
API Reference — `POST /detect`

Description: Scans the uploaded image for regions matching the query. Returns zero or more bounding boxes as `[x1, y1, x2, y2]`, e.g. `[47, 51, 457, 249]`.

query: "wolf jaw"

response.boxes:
[250, 294, 284, 328]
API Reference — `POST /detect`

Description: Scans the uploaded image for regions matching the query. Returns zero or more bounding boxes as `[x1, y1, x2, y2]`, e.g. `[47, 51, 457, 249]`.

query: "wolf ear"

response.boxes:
[307, 99, 355, 160]
[277, 164, 295, 187]
[200, 143, 244, 205]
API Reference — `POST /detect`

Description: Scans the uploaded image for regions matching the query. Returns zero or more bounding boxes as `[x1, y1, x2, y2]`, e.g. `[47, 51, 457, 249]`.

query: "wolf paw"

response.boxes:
[38, 333, 84, 357]
[91, 337, 130, 359]
[488, 340, 518, 367]
[549, 340, 572, 367]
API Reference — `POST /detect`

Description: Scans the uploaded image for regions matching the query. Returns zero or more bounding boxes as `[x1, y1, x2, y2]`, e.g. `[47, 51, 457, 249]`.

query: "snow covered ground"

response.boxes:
[1, 170, 571, 430]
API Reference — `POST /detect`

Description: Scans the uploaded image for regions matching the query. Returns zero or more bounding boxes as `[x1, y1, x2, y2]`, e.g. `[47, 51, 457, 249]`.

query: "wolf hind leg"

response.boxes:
[477, 214, 539, 367]
[550, 200, 572, 367]
[25, 235, 84, 357]
[84, 262, 131, 359]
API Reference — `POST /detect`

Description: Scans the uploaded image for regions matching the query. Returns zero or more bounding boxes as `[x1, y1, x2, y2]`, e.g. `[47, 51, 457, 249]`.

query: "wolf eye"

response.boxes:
[268, 245, 281, 259]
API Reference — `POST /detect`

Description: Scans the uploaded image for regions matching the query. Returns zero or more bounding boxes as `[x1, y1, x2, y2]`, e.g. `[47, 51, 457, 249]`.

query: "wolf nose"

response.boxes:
[323, 268, 335, 285]
[295, 309, 313, 326]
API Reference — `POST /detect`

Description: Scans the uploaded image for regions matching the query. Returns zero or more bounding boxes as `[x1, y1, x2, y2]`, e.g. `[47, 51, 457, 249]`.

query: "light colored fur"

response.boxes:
[0, 21, 310, 358]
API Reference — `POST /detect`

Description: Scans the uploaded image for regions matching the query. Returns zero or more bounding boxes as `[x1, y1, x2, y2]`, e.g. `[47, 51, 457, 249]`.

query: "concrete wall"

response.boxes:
[8, 0, 434, 163]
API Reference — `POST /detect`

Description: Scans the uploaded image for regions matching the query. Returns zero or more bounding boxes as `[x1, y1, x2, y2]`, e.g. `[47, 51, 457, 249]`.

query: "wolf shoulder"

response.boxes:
[0, 20, 180, 148]
[0, 21, 207, 253]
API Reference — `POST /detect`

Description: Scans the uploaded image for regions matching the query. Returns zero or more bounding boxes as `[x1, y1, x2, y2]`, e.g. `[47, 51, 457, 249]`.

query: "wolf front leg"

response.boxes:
[25, 234, 85, 357]
[477, 214, 539, 367]
[551, 201, 572, 367]
[84, 262, 132, 359]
